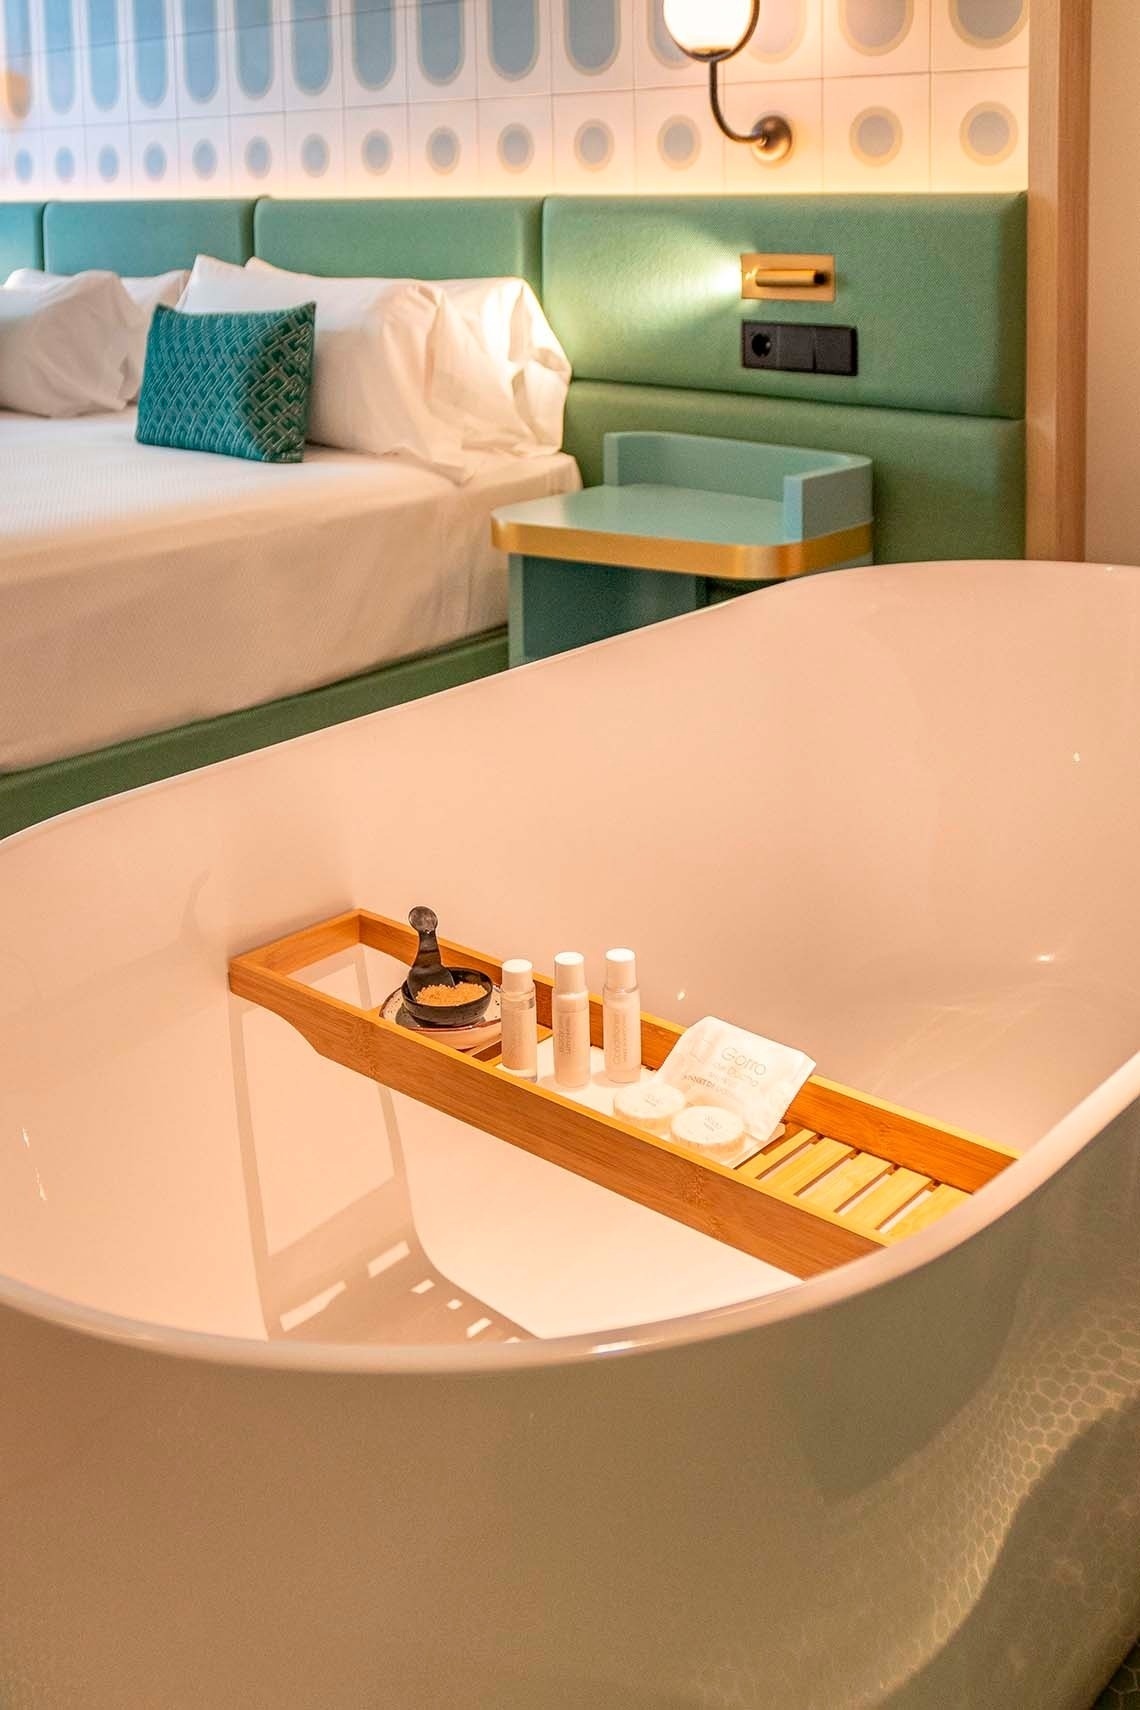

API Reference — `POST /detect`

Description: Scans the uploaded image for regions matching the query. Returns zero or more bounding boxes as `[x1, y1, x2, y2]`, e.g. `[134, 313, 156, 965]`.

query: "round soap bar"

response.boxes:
[670, 1104, 747, 1164]
[613, 1081, 686, 1138]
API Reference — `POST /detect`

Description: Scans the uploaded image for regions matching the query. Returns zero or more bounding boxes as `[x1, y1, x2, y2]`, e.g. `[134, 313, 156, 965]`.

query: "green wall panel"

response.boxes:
[0, 203, 44, 277]
[544, 194, 1026, 421]
[255, 196, 544, 291]
[563, 382, 1025, 564]
[43, 198, 255, 274]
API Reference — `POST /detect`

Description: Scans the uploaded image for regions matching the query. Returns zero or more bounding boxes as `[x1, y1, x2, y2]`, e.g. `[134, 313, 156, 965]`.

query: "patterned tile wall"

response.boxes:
[0, 0, 1029, 199]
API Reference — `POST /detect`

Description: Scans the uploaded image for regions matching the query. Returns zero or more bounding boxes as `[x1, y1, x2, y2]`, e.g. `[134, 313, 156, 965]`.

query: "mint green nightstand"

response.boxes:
[493, 431, 873, 665]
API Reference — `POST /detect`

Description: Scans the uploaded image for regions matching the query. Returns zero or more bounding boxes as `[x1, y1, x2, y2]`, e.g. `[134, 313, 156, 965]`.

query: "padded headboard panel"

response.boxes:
[0, 203, 44, 277]
[43, 199, 255, 274]
[543, 194, 1026, 421]
[254, 198, 544, 291]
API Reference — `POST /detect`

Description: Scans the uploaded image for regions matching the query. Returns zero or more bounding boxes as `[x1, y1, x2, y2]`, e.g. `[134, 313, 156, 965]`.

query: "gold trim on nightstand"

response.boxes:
[491, 517, 872, 581]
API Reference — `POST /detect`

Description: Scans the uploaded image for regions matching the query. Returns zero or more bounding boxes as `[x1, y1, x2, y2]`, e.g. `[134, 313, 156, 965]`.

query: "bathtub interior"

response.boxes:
[2, 560, 1140, 1350]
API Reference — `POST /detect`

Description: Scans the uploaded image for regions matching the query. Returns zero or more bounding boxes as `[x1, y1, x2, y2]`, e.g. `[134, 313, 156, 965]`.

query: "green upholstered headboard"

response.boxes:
[0, 203, 44, 276]
[43, 199, 255, 274]
[254, 197, 544, 292]
[543, 193, 1027, 562]
[8, 192, 1026, 562]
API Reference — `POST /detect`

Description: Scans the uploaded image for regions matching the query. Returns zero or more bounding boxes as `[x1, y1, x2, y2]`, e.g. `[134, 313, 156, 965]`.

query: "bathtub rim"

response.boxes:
[2, 1045, 1137, 1377]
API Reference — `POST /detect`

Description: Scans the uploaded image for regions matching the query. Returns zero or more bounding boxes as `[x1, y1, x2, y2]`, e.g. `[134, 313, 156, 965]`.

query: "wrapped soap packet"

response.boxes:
[649, 1015, 815, 1166]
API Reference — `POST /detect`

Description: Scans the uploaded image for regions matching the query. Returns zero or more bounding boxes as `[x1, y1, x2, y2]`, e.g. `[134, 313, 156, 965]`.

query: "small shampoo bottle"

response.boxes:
[500, 958, 538, 1082]
[552, 951, 591, 1089]
[603, 948, 642, 1084]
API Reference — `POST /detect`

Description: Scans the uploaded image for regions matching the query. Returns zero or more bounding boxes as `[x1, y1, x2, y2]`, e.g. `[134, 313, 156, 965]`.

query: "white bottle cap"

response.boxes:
[604, 948, 638, 991]
[671, 1104, 747, 1165]
[553, 951, 586, 994]
[501, 958, 534, 994]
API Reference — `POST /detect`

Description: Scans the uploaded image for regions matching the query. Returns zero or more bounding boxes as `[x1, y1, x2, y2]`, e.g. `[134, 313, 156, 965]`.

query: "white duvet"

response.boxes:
[0, 411, 580, 772]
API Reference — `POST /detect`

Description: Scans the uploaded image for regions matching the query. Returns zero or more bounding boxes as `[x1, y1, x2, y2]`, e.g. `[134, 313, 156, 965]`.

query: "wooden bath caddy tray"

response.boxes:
[229, 910, 1018, 1280]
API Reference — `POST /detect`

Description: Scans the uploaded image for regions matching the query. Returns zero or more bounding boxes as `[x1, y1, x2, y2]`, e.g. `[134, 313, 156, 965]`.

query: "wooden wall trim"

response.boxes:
[1026, 0, 1092, 562]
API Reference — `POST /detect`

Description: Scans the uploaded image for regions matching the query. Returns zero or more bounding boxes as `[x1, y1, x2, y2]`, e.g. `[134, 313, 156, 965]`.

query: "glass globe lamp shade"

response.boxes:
[662, 0, 758, 59]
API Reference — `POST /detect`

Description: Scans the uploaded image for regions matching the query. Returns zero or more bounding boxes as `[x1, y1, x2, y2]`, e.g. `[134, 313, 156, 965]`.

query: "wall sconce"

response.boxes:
[662, 0, 793, 163]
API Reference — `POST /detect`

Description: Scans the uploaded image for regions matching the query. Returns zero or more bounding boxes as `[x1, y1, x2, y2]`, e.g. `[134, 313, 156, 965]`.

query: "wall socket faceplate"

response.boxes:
[741, 321, 858, 377]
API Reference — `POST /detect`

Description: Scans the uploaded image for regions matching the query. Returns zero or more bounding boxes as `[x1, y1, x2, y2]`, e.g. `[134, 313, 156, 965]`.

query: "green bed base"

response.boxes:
[0, 630, 508, 841]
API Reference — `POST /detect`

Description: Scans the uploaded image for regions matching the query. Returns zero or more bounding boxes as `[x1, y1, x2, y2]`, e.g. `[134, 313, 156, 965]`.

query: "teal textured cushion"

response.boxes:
[136, 302, 315, 463]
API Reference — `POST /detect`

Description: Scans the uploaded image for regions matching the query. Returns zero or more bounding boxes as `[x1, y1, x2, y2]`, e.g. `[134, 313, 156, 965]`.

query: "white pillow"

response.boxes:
[0, 272, 144, 416]
[4, 267, 187, 398]
[248, 259, 571, 455]
[178, 254, 468, 480]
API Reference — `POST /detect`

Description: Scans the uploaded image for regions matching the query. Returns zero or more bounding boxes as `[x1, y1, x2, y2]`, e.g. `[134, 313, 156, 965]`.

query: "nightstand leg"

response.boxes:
[509, 554, 704, 665]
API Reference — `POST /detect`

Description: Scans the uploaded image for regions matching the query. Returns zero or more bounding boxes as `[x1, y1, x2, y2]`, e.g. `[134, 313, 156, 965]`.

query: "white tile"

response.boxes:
[178, 112, 233, 186]
[405, 0, 479, 103]
[129, 115, 182, 185]
[633, 83, 724, 191]
[476, 92, 553, 188]
[342, 99, 410, 190]
[16, 55, 49, 130]
[407, 96, 479, 189]
[40, 122, 88, 190]
[283, 106, 345, 187]
[931, 0, 1028, 73]
[476, 0, 552, 98]
[226, 22, 287, 113]
[823, 0, 931, 79]
[551, 0, 635, 95]
[823, 69, 930, 188]
[931, 64, 1026, 189]
[83, 119, 133, 191]
[340, 6, 407, 106]
[283, 7, 344, 108]
[722, 74, 823, 190]
[175, 25, 232, 115]
[229, 107, 287, 188]
[743, 0, 823, 81]
[551, 87, 634, 189]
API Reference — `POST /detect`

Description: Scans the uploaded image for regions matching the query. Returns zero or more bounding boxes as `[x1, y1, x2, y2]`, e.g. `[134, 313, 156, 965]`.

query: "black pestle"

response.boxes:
[405, 905, 455, 997]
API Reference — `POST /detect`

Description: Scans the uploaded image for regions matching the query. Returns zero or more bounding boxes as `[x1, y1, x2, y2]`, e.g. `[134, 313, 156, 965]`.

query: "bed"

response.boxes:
[0, 190, 1028, 840]
[0, 195, 577, 838]
[0, 408, 578, 774]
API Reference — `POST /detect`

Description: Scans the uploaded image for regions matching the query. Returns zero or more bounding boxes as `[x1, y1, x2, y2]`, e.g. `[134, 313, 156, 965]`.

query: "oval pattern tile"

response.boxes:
[351, 0, 395, 91]
[648, 0, 686, 66]
[840, 0, 912, 55]
[951, 0, 1025, 48]
[86, 0, 120, 111]
[752, 0, 805, 60]
[182, 0, 219, 103]
[45, 0, 75, 111]
[2, 0, 32, 116]
[235, 0, 274, 99]
[565, 0, 618, 75]
[291, 0, 332, 97]
[133, 0, 168, 106]
[417, 0, 463, 84]
[489, 0, 537, 79]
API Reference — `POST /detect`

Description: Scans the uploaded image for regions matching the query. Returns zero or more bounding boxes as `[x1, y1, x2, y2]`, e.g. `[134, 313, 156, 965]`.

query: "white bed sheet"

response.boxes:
[0, 410, 580, 772]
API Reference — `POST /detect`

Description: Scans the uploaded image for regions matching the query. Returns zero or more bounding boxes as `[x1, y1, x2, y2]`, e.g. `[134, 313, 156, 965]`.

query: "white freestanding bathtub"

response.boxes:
[2, 561, 1140, 1709]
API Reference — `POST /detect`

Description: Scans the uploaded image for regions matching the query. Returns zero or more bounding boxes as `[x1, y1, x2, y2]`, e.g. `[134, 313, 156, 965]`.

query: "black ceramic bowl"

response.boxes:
[401, 966, 494, 1027]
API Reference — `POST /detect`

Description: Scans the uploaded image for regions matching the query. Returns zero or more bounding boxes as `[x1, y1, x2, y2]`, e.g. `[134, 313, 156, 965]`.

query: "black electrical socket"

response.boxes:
[741, 320, 858, 377]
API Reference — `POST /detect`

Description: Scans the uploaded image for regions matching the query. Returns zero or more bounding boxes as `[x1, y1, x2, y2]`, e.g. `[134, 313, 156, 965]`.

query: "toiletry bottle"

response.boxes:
[552, 951, 591, 1089]
[603, 948, 642, 1084]
[500, 958, 538, 1082]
